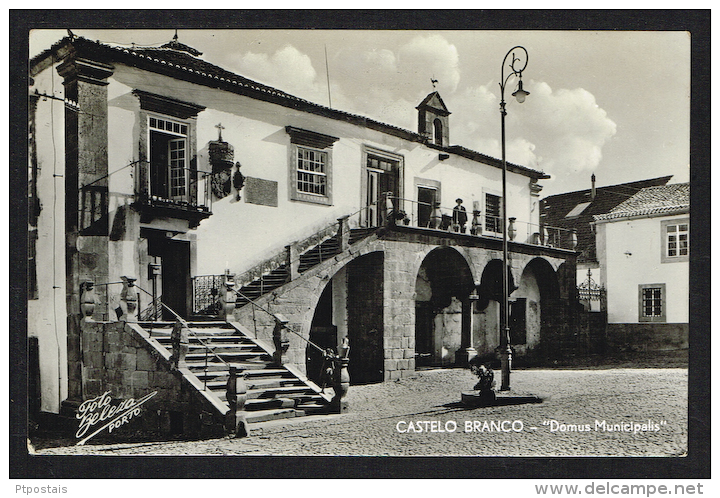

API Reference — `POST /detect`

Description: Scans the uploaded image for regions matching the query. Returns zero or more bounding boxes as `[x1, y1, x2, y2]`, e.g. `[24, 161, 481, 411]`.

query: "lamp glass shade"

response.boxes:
[512, 80, 530, 103]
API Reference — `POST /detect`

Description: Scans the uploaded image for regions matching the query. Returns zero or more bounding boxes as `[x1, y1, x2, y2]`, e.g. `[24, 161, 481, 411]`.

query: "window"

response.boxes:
[661, 218, 689, 263]
[149, 116, 189, 201]
[286, 126, 338, 205]
[485, 193, 502, 236]
[296, 147, 327, 196]
[638, 283, 666, 322]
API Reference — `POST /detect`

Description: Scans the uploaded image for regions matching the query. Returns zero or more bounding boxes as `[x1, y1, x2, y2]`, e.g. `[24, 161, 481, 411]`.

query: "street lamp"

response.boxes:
[498, 46, 529, 391]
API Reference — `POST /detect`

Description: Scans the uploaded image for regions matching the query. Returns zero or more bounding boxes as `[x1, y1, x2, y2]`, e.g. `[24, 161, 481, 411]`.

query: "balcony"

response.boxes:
[133, 160, 212, 228]
[384, 195, 578, 252]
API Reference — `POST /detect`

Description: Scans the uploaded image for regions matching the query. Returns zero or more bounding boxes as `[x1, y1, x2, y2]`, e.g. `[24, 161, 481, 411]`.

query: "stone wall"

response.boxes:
[606, 323, 688, 352]
[68, 320, 224, 440]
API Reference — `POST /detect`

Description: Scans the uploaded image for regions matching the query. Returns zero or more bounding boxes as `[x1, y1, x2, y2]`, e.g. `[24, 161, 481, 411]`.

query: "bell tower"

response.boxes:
[417, 89, 450, 147]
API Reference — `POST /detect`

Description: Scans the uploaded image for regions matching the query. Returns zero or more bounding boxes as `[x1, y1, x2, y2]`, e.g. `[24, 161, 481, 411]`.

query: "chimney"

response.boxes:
[591, 173, 596, 200]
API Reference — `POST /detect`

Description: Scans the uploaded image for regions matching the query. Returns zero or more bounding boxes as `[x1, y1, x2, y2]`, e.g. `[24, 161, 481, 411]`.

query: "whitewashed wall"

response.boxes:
[598, 214, 689, 324]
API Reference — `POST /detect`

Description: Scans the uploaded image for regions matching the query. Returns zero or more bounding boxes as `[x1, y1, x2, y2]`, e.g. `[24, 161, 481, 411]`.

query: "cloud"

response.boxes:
[233, 45, 323, 102]
[446, 80, 616, 177]
[331, 34, 461, 127]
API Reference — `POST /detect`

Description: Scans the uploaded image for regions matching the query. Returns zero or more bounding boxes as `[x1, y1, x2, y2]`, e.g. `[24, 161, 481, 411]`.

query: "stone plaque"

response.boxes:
[244, 176, 278, 207]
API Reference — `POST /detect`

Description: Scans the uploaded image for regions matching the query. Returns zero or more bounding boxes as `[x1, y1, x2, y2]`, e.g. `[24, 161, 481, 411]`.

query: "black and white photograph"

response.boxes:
[11, 9, 710, 482]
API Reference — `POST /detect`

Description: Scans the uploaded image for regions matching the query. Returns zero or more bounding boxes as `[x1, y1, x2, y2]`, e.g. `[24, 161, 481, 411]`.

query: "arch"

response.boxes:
[523, 257, 561, 301]
[414, 246, 475, 367]
[303, 249, 386, 385]
[433, 118, 443, 145]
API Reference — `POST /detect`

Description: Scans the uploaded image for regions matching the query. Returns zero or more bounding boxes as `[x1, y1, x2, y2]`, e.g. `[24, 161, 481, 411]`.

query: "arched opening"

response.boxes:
[433, 118, 443, 146]
[305, 251, 386, 386]
[521, 258, 562, 355]
[475, 259, 517, 355]
[415, 247, 474, 367]
[306, 281, 338, 387]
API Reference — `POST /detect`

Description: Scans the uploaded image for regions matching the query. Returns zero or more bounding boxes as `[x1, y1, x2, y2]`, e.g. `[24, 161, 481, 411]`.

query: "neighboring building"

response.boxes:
[593, 183, 689, 351]
[540, 174, 673, 307]
[28, 35, 578, 433]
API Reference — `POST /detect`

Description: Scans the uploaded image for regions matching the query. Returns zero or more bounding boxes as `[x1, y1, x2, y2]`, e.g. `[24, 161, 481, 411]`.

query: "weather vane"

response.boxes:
[431, 77, 438, 89]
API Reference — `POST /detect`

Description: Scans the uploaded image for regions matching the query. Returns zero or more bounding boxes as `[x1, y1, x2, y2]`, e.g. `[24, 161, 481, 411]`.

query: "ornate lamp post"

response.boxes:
[498, 46, 530, 391]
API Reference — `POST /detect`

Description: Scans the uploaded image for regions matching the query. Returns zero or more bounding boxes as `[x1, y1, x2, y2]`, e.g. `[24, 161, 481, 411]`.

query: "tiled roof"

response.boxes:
[30, 36, 548, 180]
[540, 176, 673, 263]
[593, 183, 689, 221]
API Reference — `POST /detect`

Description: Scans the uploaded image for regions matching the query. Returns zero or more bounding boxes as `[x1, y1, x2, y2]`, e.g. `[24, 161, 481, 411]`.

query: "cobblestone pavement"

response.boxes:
[31, 367, 687, 457]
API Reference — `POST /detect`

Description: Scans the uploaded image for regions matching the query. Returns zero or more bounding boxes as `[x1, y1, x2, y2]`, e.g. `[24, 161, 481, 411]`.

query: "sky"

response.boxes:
[29, 28, 691, 197]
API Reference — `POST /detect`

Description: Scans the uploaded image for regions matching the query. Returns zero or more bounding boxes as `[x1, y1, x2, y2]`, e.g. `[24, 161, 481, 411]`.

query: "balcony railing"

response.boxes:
[386, 195, 577, 251]
[134, 161, 212, 225]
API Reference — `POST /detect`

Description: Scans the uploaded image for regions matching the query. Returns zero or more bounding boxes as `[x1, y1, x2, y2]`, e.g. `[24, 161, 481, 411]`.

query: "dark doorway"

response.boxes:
[510, 298, 527, 345]
[148, 236, 191, 320]
[346, 253, 384, 384]
[307, 282, 338, 387]
[417, 186, 437, 228]
[365, 154, 400, 227]
[415, 302, 435, 366]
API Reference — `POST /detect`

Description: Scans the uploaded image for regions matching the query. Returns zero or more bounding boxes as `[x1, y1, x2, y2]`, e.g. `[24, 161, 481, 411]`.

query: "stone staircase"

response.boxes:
[141, 320, 333, 424]
[233, 226, 378, 307]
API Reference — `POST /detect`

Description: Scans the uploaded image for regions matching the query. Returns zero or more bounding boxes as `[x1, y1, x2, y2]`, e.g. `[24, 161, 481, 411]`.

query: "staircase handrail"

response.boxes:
[132, 284, 230, 370]
[230, 287, 332, 358]
[232, 196, 388, 288]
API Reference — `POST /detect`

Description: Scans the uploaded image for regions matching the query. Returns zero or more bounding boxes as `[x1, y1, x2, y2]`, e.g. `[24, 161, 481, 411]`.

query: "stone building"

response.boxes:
[28, 35, 578, 434]
[593, 183, 689, 351]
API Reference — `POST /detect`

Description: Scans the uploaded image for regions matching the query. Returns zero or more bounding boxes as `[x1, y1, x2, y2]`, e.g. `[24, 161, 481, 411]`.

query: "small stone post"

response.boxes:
[272, 314, 290, 366]
[219, 270, 236, 321]
[330, 337, 350, 413]
[225, 366, 249, 438]
[430, 201, 442, 229]
[79, 281, 96, 321]
[470, 200, 482, 235]
[286, 243, 299, 281]
[170, 319, 190, 370]
[336, 215, 350, 252]
[508, 217, 517, 241]
[120, 276, 138, 322]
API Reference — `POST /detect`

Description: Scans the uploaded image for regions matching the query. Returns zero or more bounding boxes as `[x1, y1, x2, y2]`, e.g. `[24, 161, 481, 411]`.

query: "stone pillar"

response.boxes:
[286, 243, 299, 281]
[455, 290, 478, 367]
[57, 56, 114, 326]
[225, 366, 248, 437]
[219, 270, 236, 321]
[336, 216, 350, 252]
[57, 55, 114, 413]
[330, 337, 350, 413]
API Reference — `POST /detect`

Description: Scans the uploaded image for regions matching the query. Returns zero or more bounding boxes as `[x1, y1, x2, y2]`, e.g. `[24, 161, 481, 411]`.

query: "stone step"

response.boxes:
[204, 377, 305, 391]
[295, 402, 332, 415]
[244, 397, 296, 411]
[245, 408, 300, 424]
[185, 361, 271, 372]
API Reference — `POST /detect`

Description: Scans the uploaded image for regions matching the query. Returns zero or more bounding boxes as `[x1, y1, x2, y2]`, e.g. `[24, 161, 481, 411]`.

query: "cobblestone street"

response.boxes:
[31, 365, 687, 457]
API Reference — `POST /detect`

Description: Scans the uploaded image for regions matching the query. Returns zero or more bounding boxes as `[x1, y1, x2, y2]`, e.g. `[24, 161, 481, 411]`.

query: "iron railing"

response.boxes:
[134, 161, 212, 213]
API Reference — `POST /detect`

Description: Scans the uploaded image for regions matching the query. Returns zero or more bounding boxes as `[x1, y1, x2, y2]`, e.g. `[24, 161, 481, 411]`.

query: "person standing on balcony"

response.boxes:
[453, 198, 468, 233]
